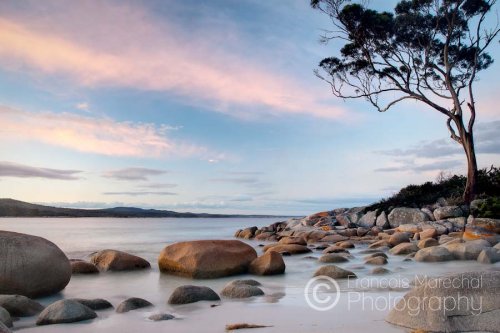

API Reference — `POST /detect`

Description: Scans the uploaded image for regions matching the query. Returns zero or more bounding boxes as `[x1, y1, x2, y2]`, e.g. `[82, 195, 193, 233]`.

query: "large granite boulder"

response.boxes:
[433, 206, 463, 220]
[357, 210, 377, 228]
[90, 250, 150, 271]
[158, 240, 257, 278]
[248, 251, 285, 275]
[0, 231, 71, 298]
[414, 246, 454, 262]
[376, 211, 390, 229]
[443, 239, 491, 260]
[36, 300, 97, 325]
[386, 271, 500, 332]
[464, 216, 500, 240]
[168, 285, 220, 305]
[388, 208, 428, 228]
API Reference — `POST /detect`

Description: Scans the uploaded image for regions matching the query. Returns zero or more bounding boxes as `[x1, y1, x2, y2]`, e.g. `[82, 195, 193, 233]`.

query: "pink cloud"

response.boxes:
[0, 105, 216, 159]
[0, 1, 347, 120]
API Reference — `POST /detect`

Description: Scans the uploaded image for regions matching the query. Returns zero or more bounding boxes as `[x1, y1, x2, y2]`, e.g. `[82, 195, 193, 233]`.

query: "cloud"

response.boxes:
[374, 159, 462, 173]
[0, 2, 347, 120]
[102, 191, 177, 196]
[102, 167, 167, 181]
[377, 121, 500, 159]
[209, 177, 260, 184]
[76, 102, 89, 111]
[138, 183, 177, 189]
[0, 161, 82, 180]
[0, 105, 214, 158]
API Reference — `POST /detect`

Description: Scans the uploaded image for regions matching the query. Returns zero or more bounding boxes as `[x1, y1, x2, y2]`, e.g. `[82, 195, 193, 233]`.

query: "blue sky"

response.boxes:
[0, 0, 499, 215]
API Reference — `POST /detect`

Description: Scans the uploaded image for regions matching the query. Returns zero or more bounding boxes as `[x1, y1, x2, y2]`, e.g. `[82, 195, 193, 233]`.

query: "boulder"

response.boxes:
[357, 210, 377, 228]
[388, 232, 412, 247]
[320, 234, 349, 243]
[364, 252, 388, 260]
[70, 260, 99, 274]
[168, 285, 220, 304]
[248, 251, 285, 276]
[0, 231, 71, 297]
[433, 206, 463, 220]
[369, 240, 391, 249]
[464, 217, 500, 240]
[388, 208, 428, 228]
[148, 313, 175, 321]
[415, 246, 454, 262]
[0, 307, 12, 328]
[36, 300, 97, 325]
[322, 245, 349, 254]
[389, 243, 419, 255]
[158, 240, 257, 278]
[0, 295, 44, 317]
[221, 280, 264, 299]
[356, 227, 370, 237]
[443, 239, 491, 260]
[397, 224, 421, 234]
[419, 228, 437, 240]
[318, 254, 349, 263]
[365, 256, 388, 265]
[376, 211, 390, 229]
[337, 241, 355, 249]
[386, 271, 500, 332]
[313, 265, 357, 279]
[116, 298, 152, 313]
[70, 298, 113, 310]
[421, 208, 435, 221]
[90, 250, 150, 271]
[372, 267, 391, 275]
[238, 227, 258, 239]
[278, 237, 306, 246]
[264, 244, 311, 255]
[477, 248, 500, 264]
[418, 238, 439, 249]
[254, 232, 275, 241]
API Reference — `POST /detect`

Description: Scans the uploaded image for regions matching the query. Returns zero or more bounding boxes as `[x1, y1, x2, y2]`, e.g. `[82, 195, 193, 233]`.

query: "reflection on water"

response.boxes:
[0, 217, 497, 333]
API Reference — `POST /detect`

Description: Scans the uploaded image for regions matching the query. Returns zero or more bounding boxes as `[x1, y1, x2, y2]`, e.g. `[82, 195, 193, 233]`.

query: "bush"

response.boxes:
[475, 197, 500, 218]
[367, 166, 500, 212]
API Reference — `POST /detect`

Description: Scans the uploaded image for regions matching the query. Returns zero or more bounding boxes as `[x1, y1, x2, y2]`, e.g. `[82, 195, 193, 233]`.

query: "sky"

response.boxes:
[0, 0, 499, 215]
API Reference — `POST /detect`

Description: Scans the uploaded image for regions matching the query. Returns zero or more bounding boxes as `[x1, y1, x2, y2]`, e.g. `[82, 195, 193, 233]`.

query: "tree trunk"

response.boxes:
[461, 132, 478, 204]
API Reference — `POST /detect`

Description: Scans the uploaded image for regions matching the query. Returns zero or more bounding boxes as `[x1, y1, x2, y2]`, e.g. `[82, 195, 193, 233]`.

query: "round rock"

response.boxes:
[116, 298, 152, 313]
[36, 299, 97, 325]
[90, 250, 150, 271]
[313, 265, 357, 279]
[168, 285, 220, 305]
[248, 251, 285, 276]
[0, 295, 44, 317]
[0, 231, 71, 297]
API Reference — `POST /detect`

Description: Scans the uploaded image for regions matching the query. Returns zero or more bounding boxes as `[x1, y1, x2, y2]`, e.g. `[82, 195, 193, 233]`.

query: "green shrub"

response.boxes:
[475, 197, 500, 218]
[367, 166, 500, 212]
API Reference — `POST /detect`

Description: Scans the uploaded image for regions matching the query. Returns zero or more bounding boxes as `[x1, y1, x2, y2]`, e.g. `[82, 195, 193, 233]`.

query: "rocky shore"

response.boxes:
[0, 200, 499, 333]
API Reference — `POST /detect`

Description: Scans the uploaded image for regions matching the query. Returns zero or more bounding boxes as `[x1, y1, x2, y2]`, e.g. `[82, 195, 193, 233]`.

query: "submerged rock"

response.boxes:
[477, 248, 500, 264]
[318, 253, 349, 263]
[149, 313, 175, 321]
[221, 281, 264, 299]
[70, 298, 113, 310]
[90, 250, 150, 271]
[313, 265, 356, 279]
[116, 298, 153, 313]
[159, 240, 257, 278]
[36, 300, 96, 325]
[168, 285, 220, 305]
[0, 295, 44, 317]
[264, 244, 311, 255]
[386, 271, 500, 332]
[70, 260, 99, 274]
[365, 256, 388, 265]
[0, 231, 71, 297]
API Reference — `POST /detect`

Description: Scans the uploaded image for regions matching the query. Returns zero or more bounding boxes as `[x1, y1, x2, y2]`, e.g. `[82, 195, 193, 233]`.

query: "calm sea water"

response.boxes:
[0, 217, 495, 333]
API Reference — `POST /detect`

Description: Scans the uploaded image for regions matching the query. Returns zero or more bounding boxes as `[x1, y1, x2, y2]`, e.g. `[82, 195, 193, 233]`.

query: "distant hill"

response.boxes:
[0, 198, 275, 218]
